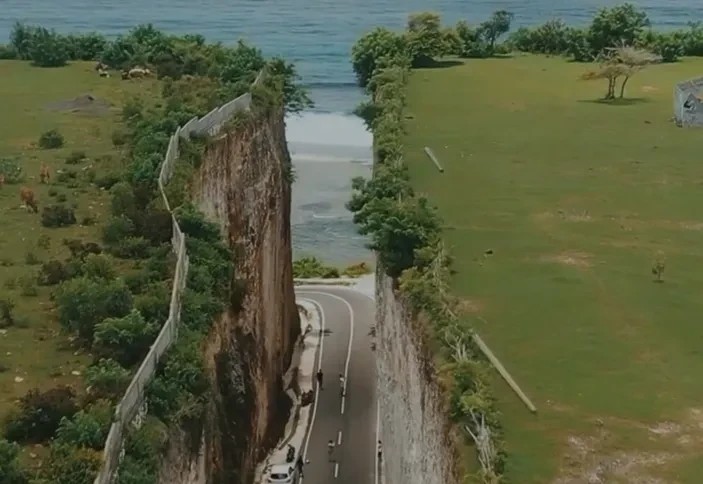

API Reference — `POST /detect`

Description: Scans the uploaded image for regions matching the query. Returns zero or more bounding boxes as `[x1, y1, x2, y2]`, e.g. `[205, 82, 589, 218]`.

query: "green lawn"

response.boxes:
[0, 61, 157, 443]
[403, 54, 703, 483]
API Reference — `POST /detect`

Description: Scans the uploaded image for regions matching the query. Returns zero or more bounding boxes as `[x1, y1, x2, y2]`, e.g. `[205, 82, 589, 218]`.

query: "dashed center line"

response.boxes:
[337, 430, 343, 445]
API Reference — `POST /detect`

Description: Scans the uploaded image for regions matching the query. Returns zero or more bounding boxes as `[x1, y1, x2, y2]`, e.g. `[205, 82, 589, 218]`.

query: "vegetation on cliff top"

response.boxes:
[0, 23, 306, 483]
[351, 3, 703, 483]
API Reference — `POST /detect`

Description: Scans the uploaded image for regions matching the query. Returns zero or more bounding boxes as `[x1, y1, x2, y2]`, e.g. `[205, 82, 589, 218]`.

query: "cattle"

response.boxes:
[19, 187, 38, 213]
[0, 174, 4, 188]
[98, 68, 110, 78]
[127, 67, 152, 79]
[39, 164, 50, 184]
[94, 61, 108, 71]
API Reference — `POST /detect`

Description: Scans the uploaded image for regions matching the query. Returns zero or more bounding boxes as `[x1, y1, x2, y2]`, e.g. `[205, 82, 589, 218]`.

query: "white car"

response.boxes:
[267, 464, 299, 483]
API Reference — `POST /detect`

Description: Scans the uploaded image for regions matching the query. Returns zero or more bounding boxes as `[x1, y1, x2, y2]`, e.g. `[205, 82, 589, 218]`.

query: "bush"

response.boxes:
[292, 257, 340, 278]
[42, 442, 102, 484]
[134, 282, 171, 323]
[102, 216, 136, 244]
[85, 359, 131, 401]
[111, 236, 152, 259]
[63, 239, 102, 260]
[37, 234, 51, 250]
[55, 276, 133, 341]
[66, 150, 87, 164]
[26, 27, 69, 67]
[94, 173, 122, 190]
[54, 400, 112, 450]
[93, 309, 158, 367]
[39, 260, 71, 285]
[42, 204, 77, 228]
[0, 298, 15, 328]
[0, 158, 24, 184]
[19, 277, 38, 297]
[3, 386, 78, 443]
[112, 129, 129, 147]
[38, 129, 65, 149]
[0, 44, 18, 60]
[24, 250, 40, 265]
[82, 254, 116, 280]
[0, 438, 27, 484]
[110, 181, 137, 218]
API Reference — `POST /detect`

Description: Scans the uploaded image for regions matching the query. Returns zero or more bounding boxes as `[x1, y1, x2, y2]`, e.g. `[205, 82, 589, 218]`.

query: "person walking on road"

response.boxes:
[316, 369, 323, 390]
[339, 373, 345, 398]
[327, 439, 335, 462]
[296, 454, 305, 477]
[377, 440, 383, 462]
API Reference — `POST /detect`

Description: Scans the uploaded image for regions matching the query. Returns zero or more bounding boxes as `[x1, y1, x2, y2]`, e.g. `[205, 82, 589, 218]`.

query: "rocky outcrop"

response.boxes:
[157, 105, 299, 483]
[376, 270, 460, 484]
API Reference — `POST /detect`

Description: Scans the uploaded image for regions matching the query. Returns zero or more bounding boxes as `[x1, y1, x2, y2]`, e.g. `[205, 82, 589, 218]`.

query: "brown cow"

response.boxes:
[39, 164, 50, 184]
[20, 187, 38, 213]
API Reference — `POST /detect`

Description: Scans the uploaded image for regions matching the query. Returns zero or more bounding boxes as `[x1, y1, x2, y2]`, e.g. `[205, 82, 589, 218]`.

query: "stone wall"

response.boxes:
[376, 269, 461, 484]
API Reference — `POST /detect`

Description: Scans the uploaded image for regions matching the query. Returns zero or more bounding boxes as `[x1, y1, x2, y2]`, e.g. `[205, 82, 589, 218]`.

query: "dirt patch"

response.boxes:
[45, 94, 111, 115]
[641, 85, 658, 93]
[554, 409, 703, 483]
[541, 252, 592, 268]
[457, 298, 484, 314]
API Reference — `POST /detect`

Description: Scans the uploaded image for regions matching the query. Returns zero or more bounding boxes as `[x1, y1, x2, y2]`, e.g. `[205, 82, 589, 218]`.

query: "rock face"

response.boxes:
[376, 270, 460, 484]
[158, 106, 299, 484]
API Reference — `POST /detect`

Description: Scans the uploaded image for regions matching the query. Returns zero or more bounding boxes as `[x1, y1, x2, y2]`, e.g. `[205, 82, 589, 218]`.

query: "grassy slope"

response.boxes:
[0, 61, 157, 433]
[403, 54, 703, 482]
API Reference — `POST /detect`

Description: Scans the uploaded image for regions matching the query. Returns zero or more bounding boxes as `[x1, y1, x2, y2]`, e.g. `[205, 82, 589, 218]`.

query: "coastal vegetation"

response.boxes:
[0, 23, 306, 483]
[292, 256, 373, 279]
[350, 2, 703, 483]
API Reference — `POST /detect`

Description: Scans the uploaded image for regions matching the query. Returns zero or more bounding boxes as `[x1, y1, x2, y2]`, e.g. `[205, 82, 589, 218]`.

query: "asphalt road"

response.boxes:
[295, 286, 378, 484]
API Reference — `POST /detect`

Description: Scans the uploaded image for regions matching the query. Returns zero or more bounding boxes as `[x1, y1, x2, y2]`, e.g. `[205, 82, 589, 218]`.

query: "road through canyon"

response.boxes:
[295, 286, 378, 484]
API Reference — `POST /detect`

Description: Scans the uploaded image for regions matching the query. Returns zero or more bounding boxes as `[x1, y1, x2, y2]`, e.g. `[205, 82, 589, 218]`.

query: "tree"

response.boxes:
[610, 45, 660, 97]
[351, 27, 408, 88]
[27, 27, 69, 67]
[588, 3, 650, 55]
[85, 359, 131, 400]
[479, 10, 514, 53]
[455, 21, 491, 58]
[406, 12, 448, 67]
[581, 46, 660, 100]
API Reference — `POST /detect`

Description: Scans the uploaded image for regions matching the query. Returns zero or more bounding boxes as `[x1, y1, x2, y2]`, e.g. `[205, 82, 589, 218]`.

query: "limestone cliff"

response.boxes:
[376, 270, 461, 484]
[158, 106, 299, 483]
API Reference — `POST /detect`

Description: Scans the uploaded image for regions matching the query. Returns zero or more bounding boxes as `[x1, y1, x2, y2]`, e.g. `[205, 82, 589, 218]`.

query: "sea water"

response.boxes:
[1, 0, 698, 262]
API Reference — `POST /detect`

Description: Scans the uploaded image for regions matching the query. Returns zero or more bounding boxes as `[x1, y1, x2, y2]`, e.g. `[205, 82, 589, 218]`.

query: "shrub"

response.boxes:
[37, 234, 51, 250]
[42, 442, 102, 484]
[94, 173, 122, 190]
[55, 276, 133, 341]
[93, 309, 158, 367]
[111, 129, 129, 147]
[0, 298, 15, 328]
[102, 216, 136, 244]
[0, 158, 24, 184]
[42, 204, 77, 228]
[54, 400, 112, 450]
[0, 44, 18, 60]
[117, 419, 168, 484]
[38, 129, 65, 149]
[82, 215, 98, 226]
[111, 236, 152, 259]
[24, 250, 40, 265]
[110, 181, 137, 218]
[0, 438, 27, 484]
[292, 257, 340, 278]
[66, 150, 87, 164]
[19, 277, 38, 297]
[3, 386, 78, 443]
[56, 193, 68, 203]
[27, 27, 69, 67]
[63, 239, 102, 260]
[39, 260, 70, 285]
[134, 282, 171, 323]
[82, 254, 116, 280]
[85, 359, 131, 401]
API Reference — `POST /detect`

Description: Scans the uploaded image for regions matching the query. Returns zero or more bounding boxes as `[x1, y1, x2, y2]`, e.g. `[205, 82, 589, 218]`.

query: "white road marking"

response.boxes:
[299, 297, 326, 469]
[297, 290, 355, 416]
[334, 462, 340, 478]
[337, 430, 343, 445]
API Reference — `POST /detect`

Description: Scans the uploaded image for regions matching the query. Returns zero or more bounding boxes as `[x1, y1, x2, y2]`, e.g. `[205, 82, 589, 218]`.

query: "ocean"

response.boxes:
[0, 0, 698, 263]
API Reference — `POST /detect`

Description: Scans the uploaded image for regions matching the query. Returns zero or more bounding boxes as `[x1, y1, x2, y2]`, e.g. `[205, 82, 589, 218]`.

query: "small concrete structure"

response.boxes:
[674, 77, 703, 127]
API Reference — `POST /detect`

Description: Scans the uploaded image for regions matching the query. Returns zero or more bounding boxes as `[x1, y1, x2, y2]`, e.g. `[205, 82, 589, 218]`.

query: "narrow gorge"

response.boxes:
[158, 104, 300, 483]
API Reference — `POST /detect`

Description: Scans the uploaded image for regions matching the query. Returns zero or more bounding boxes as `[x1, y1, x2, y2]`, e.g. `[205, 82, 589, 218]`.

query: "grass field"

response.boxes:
[0, 61, 158, 437]
[403, 55, 703, 483]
